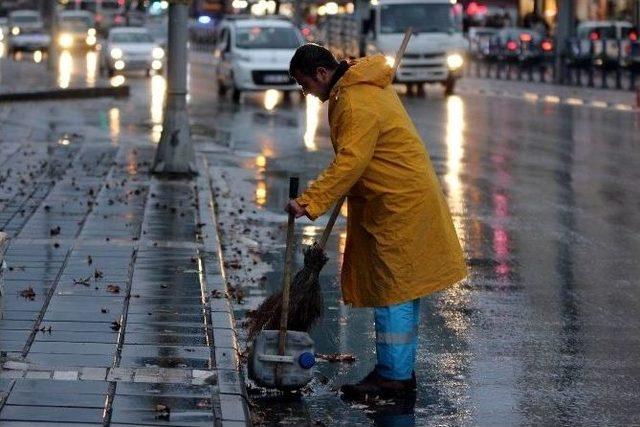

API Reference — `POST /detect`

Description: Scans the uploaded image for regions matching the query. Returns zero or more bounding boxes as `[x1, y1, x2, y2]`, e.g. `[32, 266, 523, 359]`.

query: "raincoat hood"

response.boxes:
[332, 55, 393, 95]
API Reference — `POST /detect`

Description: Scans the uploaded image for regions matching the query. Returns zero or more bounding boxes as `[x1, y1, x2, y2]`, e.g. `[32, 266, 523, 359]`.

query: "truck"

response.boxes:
[322, 0, 467, 95]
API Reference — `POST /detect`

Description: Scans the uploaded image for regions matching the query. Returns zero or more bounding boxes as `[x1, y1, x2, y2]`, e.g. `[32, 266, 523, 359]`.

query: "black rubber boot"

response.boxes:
[340, 370, 416, 400]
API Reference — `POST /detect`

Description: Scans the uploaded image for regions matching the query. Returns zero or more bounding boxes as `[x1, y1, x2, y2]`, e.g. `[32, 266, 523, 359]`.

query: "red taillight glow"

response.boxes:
[630, 32, 638, 41]
[589, 31, 599, 41]
[466, 2, 488, 16]
[519, 33, 532, 42]
[541, 40, 553, 51]
[506, 40, 518, 51]
[302, 28, 311, 36]
[114, 15, 123, 24]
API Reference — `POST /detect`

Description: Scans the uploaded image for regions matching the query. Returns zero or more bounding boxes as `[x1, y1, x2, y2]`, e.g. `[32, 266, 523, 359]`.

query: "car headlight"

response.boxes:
[11, 26, 20, 36]
[385, 55, 395, 68]
[110, 48, 123, 59]
[88, 28, 96, 37]
[152, 47, 165, 59]
[447, 53, 464, 70]
[59, 33, 74, 48]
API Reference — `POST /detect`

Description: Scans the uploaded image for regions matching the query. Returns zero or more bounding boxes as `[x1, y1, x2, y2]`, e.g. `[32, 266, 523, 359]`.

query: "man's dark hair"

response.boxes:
[289, 44, 339, 78]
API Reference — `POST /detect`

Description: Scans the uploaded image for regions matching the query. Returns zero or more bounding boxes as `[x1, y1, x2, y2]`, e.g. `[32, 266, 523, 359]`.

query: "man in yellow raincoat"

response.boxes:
[287, 44, 467, 399]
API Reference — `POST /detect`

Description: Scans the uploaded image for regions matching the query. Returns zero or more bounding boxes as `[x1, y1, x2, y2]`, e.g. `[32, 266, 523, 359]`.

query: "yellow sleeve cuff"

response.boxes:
[296, 194, 321, 221]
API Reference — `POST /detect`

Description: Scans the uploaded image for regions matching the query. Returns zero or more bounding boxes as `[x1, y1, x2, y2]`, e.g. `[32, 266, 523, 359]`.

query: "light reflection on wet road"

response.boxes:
[187, 59, 640, 425]
[2, 45, 639, 425]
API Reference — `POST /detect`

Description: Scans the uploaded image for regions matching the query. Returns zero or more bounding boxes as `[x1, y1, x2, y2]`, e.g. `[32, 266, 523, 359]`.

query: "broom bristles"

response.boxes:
[246, 244, 328, 340]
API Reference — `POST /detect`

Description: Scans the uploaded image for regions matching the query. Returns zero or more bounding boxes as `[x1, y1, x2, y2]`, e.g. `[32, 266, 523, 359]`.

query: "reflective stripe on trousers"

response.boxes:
[374, 298, 420, 381]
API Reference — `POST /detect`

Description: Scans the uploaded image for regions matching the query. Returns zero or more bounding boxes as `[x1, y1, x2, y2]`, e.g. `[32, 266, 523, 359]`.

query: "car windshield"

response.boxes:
[12, 15, 39, 24]
[112, 32, 154, 43]
[101, 1, 120, 10]
[380, 3, 458, 34]
[80, 1, 97, 12]
[235, 26, 300, 49]
[60, 16, 92, 30]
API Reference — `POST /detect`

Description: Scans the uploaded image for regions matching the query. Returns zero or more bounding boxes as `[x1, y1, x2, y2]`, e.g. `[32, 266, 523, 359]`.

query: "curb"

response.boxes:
[459, 85, 638, 112]
[196, 155, 253, 427]
[0, 85, 130, 102]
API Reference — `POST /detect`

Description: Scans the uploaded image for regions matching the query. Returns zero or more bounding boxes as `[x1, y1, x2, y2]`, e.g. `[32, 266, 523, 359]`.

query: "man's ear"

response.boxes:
[316, 67, 330, 81]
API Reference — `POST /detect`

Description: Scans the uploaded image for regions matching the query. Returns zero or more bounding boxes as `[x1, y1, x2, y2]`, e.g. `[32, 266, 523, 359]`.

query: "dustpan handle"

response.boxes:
[318, 196, 346, 250]
[278, 177, 299, 358]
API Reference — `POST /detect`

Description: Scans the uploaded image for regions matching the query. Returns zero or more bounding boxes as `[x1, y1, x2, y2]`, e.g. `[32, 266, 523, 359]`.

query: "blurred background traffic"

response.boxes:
[0, 0, 638, 97]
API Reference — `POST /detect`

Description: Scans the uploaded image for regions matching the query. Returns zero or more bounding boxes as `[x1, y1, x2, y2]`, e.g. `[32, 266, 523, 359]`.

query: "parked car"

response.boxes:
[570, 21, 638, 69]
[488, 27, 550, 64]
[101, 27, 165, 77]
[467, 26, 497, 59]
[214, 17, 305, 102]
[58, 10, 96, 50]
[7, 10, 50, 54]
[62, 0, 125, 35]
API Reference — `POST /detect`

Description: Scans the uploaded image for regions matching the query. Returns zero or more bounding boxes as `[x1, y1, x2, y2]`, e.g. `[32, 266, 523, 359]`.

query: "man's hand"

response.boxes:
[285, 200, 309, 219]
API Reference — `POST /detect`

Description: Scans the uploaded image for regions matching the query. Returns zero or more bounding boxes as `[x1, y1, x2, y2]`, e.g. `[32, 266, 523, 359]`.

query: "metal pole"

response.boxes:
[153, 0, 196, 176]
[45, 0, 58, 71]
[554, 0, 574, 84]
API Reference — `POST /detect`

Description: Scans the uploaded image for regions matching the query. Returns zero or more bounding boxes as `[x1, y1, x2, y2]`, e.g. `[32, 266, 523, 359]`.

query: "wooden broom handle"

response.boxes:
[318, 196, 346, 250]
[393, 28, 413, 75]
[278, 177, 299, 358]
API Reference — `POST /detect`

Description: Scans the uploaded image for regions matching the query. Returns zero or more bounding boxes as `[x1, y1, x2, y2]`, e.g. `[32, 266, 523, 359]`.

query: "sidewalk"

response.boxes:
[0, 79, 250, 426]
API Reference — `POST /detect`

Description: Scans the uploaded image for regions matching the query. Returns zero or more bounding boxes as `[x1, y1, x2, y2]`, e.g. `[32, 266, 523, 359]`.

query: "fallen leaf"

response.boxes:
[106, 284, 120, 293]
[316, 353, 356, 363]
[19, 287, 36, 300]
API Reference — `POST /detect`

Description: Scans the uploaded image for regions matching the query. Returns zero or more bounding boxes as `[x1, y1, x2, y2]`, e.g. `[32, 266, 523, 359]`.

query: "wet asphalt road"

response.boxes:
[3, 44, 640, 426]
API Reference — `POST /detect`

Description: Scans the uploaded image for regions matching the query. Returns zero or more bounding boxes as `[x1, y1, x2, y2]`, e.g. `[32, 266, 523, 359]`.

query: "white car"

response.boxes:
[58, 10, 97, 50]
[7, 10, 50, 53]
[214, 17, 304, 102]
[101, 27, 165, 77]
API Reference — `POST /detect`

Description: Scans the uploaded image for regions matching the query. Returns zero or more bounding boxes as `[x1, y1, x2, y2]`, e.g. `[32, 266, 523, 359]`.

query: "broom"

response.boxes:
[245, 29, 413, 340]
[246, 192, 346, 341]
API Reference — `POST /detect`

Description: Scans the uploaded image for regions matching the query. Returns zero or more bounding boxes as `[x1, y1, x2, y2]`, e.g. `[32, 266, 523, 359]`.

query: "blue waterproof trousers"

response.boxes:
[374, 298, 421, 381]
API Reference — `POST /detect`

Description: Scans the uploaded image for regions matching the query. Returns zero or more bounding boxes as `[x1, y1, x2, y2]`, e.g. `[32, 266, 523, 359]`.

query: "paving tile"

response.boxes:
[219, 394, 249, 422]
[0, 406, 103, 423]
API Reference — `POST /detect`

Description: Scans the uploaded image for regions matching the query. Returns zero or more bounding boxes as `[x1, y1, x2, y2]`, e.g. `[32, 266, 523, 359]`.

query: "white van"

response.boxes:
[214, 17, 305, 102]
[324, 0, 467, 95]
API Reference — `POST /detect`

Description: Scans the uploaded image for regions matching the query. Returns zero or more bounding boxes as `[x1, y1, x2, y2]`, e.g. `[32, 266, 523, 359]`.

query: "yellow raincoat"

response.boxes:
[296, 55, 467, 307]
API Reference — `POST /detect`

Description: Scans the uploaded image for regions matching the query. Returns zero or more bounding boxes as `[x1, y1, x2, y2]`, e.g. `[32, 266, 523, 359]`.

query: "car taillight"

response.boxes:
[589, 31, 599, 41]
[506, 40, 518, 51]
[541, 40, 553, 51]
[630, 31, 638, 41]
[115, 15, 124, 25]
[95, 14, 102, 22]
[519, 33, 532, 42]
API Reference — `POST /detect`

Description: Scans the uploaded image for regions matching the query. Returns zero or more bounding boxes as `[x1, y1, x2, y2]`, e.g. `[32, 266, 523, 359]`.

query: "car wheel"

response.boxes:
[443, 77, 456, 96]
[232, 86, 241, 103]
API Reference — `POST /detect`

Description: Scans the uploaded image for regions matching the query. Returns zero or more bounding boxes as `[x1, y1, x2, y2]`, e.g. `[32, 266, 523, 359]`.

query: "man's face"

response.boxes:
[292, 67, 333, 102]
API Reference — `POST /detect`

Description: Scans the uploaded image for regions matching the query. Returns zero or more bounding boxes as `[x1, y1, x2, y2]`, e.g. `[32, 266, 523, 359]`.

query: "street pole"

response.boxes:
[44, 0, 58, 71]
[153, 0, 197, 176]
[554, 0, 574, 84]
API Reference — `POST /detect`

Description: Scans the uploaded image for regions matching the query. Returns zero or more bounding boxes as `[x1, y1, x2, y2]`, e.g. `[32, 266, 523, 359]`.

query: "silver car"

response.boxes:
[7, 10, 50, 53]
[101, 27, 165, 77]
